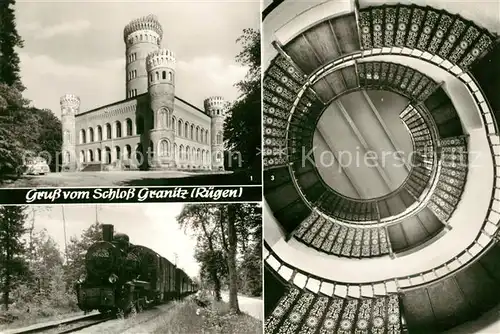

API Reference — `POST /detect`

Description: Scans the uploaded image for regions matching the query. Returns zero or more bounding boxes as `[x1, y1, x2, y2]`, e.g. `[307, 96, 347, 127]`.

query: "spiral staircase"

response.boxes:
[263, 1, 500, 333]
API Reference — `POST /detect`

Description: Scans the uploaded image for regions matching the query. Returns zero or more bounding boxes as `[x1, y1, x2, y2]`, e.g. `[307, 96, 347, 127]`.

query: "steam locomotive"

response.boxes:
[75, 224, 196, 317]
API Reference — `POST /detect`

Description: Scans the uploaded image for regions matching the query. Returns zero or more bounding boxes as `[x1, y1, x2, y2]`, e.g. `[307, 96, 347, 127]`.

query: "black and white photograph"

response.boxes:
[0, 0, 261, 188]
[263, 0, 500, 333]
[0, 203, 262, 333]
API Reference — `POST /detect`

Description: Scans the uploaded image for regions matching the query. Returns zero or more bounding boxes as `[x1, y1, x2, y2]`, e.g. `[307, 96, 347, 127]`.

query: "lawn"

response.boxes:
[151, 297, 262, 334]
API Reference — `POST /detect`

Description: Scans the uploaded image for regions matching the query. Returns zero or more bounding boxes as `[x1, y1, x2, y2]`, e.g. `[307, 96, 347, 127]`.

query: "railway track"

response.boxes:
[2, 313, 112, 334]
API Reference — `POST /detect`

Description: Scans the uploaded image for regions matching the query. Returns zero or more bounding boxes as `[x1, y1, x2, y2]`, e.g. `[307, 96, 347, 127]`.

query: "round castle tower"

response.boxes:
[123, 15, 162, 98]
[146, 48, 176, 168]
[60, 94, 81, 171]
[204, 96, 228, 171]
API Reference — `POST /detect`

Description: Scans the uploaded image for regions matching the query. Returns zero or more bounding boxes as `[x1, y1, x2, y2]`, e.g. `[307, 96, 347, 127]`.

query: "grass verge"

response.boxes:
[151, 297, 262, 334]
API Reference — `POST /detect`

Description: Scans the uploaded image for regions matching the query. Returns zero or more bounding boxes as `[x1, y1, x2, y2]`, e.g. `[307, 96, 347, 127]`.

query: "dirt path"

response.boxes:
[221, 292, 263, 321]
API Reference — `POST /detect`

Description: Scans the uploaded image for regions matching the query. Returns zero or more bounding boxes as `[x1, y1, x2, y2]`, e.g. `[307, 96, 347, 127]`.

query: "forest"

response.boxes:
[0, 204, 262, 327]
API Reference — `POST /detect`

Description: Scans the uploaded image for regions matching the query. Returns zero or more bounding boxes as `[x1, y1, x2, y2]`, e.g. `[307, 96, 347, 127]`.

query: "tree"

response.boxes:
[0, 206, 28, 310]
[177, 204, 224, 301]
[225, 205, 240, 314]
[178, 203, 262, 308]
[224, 28, 261, 174]
[28, 229, 64, 293]
[0, 84, 27, 177]
[0, 0, 24, 90]
[234, 204, 262, 297]
[0, 1, 62, 179]
[64, 222, 101, 291]
[31, 108, 63, 171]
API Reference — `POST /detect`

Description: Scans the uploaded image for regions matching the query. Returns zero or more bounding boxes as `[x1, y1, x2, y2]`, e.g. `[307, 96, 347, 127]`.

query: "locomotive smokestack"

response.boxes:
[102, 224, 114, 242]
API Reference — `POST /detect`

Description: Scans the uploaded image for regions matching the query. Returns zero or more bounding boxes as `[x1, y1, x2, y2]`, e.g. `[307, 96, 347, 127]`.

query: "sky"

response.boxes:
[15, 0, 260, 117]
[31, 203, 200, 278]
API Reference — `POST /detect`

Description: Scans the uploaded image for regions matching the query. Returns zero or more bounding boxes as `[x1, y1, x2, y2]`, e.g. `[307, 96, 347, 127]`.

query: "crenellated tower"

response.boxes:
[60, 94, 80, 171]
[204, 96, 228, 170]
[123, 15, 162, 98]
[146, 48, 176, 168]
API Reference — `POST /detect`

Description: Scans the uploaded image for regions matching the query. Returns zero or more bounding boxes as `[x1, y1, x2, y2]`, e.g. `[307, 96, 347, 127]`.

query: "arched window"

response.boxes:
[80, 129, 86, 144]
[177, 119, 182, 136]
[158, 108, 168, 128]
[162, 71, 166, 80]
[125, 145, 132, 160]
[88, 149, 94, 162]
[186, 146, 190, 161]
[159, 139, 169, 157]
[150, 73, 153, 82]
[126, 118, 133, 136]
[216, 131, 223, 144]
[197, 148, 201, 163]
[79, 150, 85, 163]
[156, 71, 159, 80]
[96, 148, 102, 162]
[64, 130, 71, 143]
[88, 128, 94, 142]
[196, 127, 200, 142]
[104, 147, 111, 164]
[64, 151, 70, 164]
[169, 72, 173, 81]
[190, 124, 194, 140]
[148, 140, 154, 161]
[216, 152, 222, 161]
[97, 126, 102, 141]
[184, 123, 189, 138]
[105, 123, 112, 140]
[115, 121, 122, 138]
[172, 116, 176, 132]
[179, 145, 184, 160]
[173, 144, 177, 160]
[115, 146, 121, 161]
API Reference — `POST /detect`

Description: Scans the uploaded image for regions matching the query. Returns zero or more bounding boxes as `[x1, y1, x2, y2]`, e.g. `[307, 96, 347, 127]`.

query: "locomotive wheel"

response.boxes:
[137, 301, 144, 313]
[115, 308, 125, 319]
[127, 304, 137, 318]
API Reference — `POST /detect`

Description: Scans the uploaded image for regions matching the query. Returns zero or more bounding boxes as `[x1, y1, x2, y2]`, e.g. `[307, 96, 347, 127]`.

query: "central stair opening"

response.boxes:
[313, 90, 413, 200]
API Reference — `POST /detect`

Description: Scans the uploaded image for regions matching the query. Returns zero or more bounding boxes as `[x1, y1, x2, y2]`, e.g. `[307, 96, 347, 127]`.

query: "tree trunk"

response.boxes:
[3, 217, 11, 311]
[212, 270, 222, 301]
[227, 205, 240, 314]
[199, 219, 222, 301]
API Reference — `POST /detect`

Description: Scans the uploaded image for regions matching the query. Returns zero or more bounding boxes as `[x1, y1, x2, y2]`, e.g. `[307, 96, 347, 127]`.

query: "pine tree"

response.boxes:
[0, 0, 24, 89]
[0, 206, 28, 310]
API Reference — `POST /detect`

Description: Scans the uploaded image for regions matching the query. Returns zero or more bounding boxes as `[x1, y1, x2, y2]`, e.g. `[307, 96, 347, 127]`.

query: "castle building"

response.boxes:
[264, 0, 500, 333]
[60, 15, 227, 171]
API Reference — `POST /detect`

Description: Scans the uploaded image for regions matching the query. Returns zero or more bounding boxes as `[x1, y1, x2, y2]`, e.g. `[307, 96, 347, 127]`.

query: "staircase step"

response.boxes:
[265, 284, 402, 334]
[359, 5, 495, 69]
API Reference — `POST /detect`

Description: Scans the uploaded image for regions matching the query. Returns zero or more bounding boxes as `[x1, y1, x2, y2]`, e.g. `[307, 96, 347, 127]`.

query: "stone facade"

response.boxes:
[61, 15, 227, 171]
